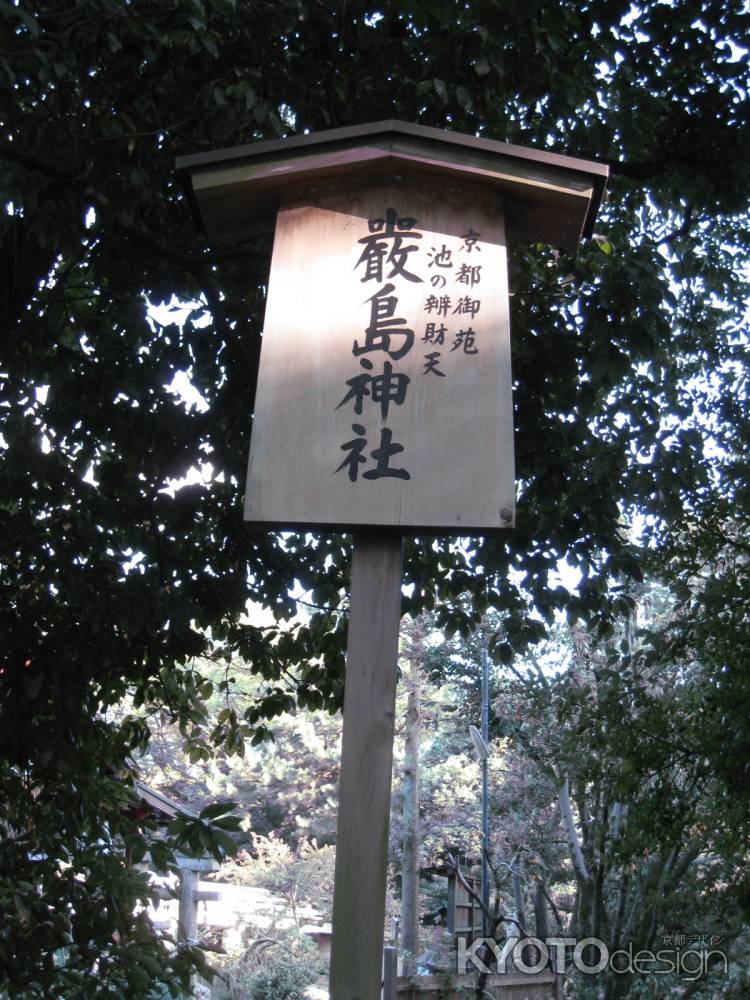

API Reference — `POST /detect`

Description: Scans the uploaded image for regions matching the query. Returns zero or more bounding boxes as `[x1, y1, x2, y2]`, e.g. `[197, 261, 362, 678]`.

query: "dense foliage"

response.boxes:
[2, 0, 749, 995]
[136, 604, 750, 999]
[490, 608, 750, 1000]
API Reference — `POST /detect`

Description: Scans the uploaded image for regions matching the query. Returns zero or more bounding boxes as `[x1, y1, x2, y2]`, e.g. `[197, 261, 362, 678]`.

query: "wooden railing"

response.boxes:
[390, 969, 561, 999]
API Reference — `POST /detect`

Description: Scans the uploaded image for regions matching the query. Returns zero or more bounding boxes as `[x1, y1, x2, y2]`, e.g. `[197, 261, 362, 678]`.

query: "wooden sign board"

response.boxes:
[448, 871, 484, 975]
[244, 177, 515, 533]
[448, 871, 483, 939]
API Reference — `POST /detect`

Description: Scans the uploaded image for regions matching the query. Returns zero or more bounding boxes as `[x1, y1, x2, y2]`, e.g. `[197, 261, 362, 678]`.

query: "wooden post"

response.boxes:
[481, 643, 490, 936]
[175, 855, 218, 953]
[400, 623, 422, 975]
[177, 866, 198, 945]
[329, 532, 403, 1000]
[382, 946, 398, 1000]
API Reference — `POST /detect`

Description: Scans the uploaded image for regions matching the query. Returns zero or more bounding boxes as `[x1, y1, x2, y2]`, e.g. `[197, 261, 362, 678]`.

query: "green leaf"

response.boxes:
[1, 1, 40, 35]
[456, 85, 473, 112]
[199, 801, 238, 821]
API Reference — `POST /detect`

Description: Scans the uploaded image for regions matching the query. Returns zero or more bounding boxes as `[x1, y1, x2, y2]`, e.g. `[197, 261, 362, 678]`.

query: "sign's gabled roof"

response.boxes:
[134, 779, 199, 822]
[176, 119, 608, 250]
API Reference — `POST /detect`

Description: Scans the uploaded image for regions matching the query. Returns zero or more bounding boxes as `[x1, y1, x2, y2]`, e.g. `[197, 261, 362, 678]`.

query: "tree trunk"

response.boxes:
[558, 777, 590, 882]
[512, 863, 527, 935]
[533, 880, 550, 941]
[401, 620, 423, 975]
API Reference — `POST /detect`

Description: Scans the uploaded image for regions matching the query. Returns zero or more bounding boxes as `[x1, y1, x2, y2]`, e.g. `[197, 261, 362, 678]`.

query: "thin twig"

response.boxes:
[542, 886, 564, 929]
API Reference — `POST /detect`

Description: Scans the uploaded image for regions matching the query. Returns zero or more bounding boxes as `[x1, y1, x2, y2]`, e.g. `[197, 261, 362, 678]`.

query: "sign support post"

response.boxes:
[329, 532, 403, 998]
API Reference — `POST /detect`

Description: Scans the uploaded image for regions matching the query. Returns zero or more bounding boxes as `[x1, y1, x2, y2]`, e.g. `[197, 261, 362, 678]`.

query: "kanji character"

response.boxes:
[355, 208, 423, 283]
[353, 283, 414, 361]
[452, 296, 481, 319]
[455, 263, 482, 287]
[450, 327, 479, 354]
[427, 243, 452, 268]
[422, 323, 446, 345]
[363, 427, 410, 480]
[338, 359, 410, 420]
[423, 352, 446, 377]
[460, 228, 482, 253]
[424, 294, 452, 317]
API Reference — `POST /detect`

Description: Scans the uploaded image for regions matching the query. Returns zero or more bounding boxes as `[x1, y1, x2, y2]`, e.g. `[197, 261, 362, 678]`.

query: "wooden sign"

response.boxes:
[177, 121, 608, 1000]
[244, 178, 515, 532]
[448, 870, 483, 947]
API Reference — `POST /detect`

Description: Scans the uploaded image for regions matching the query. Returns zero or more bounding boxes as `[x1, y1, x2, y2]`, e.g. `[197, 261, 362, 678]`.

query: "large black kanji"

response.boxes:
[354, 208, 423, 284]
[337, 359, 410, 420]
[353, 283, 415, 361]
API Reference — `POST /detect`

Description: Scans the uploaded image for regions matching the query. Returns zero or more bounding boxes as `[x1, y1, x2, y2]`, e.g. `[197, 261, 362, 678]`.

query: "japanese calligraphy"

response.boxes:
[424, 294, 452, 317]
[455, 263, 482, 287]
[451, 328, 479, 355]
[336, 358, 411, 421]
[452, 296, 481, 318]
[427, 244, 452, 268]
[337, 209, 486, 485]
[423, 352, 446, 377]
[355, 207, 423, 284]
[338, 208, 423, 482]
[422, 322, 446, 345]
[461, 228, 482, 253]
[335, 424, 410, 481]
[353, 283, 414, 361]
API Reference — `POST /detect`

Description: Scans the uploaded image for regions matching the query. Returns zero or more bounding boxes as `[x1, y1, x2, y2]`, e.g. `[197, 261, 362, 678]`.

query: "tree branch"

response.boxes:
[0, 139, 77, 180]
[646, 205, 694, 248]
[606, 156, 669, 180]
[558, 777, 590, 882]
[542, 885, 564, 929]
[0, 140, 266, 277]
